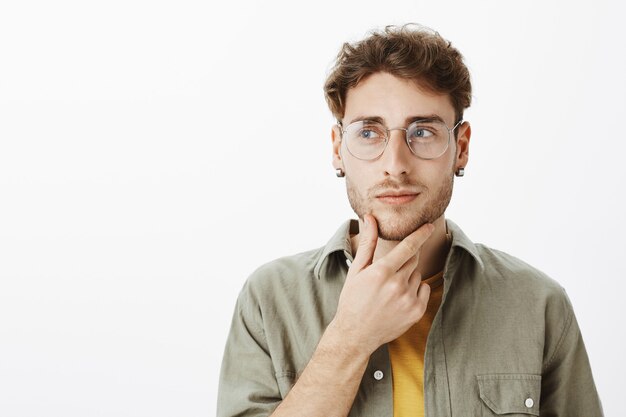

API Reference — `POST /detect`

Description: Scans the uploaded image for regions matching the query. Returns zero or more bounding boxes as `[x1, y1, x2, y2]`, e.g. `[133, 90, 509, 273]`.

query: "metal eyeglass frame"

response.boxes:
[338, 118, 464, 161]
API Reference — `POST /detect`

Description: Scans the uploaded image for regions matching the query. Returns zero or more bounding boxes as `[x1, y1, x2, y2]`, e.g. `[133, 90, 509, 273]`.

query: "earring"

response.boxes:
[455, 167, 465, 177]
[335, 168, 345, 178]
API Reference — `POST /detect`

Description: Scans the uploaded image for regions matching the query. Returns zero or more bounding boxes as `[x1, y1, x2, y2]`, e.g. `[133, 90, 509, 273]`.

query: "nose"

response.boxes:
[380, 128, 412, 177]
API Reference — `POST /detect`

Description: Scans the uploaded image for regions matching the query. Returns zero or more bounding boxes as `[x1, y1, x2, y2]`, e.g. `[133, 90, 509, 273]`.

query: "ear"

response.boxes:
[331, 124, 345, 171]
[454, 121, 471, 170]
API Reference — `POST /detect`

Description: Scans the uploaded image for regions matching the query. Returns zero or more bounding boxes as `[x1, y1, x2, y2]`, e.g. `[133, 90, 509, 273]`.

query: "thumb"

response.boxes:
[351, 214, 378, 272]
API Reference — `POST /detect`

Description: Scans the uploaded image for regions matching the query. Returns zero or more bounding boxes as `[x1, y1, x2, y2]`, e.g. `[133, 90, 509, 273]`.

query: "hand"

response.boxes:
[331, 214, 433, 355]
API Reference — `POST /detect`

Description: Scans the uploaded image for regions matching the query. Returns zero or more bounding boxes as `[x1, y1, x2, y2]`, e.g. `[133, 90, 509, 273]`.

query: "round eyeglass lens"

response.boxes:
[344, 121, 388, 160]
[406, 121, 450, 159]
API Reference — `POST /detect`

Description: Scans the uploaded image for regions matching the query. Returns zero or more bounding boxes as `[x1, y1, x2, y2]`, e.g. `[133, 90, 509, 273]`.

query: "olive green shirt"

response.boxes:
[217, 219, 603, 416]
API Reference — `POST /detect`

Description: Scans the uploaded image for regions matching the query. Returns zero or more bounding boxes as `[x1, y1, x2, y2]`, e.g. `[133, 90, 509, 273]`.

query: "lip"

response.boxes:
[375, 190, 420, 205]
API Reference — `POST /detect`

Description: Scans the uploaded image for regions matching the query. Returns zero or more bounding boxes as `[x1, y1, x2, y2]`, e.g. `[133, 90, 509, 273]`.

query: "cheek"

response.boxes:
[346, 173, 367, 194]
[345, 164, 375, 193]
[415, 160, 455, 187]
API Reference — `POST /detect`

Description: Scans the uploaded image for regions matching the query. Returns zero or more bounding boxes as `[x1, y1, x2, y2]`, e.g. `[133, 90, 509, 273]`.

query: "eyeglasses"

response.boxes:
[339, 118, 463, 161]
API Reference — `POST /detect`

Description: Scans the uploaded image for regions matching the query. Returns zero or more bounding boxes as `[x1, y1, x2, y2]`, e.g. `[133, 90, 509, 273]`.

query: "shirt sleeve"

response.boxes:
[540, 289, 603, 417]
[217, 284, 282, 417]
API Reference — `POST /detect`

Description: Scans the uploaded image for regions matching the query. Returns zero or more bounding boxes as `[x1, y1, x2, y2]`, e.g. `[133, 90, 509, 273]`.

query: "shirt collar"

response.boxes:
[445, 219, 484, 270]
[314, 218, 484, 280]
[313, 219, 356, 280]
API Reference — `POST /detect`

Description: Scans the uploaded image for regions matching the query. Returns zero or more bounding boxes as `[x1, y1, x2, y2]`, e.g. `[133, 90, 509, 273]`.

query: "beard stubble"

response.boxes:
[346, 171, 455, 241]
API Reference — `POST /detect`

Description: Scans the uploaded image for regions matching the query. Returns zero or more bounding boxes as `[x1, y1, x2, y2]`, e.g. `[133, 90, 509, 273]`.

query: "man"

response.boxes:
[217, 25, 603, 417]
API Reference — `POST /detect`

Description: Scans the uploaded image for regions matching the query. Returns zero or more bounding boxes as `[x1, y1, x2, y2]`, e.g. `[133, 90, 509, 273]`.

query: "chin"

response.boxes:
[376, 215, 430, 241]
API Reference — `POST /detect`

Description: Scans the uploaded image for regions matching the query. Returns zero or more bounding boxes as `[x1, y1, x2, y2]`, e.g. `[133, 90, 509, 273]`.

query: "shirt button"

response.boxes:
[525, 398, 534, 408]
[373, 370, 384, 380]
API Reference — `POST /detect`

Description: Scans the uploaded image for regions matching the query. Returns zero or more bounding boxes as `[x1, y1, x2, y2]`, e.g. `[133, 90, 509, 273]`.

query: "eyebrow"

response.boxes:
[347, 114, 446, 125]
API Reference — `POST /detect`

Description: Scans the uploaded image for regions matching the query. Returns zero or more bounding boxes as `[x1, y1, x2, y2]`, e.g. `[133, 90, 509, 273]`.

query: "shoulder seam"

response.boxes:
[238, 284, 270, 353]
[543, 288, 574, 372]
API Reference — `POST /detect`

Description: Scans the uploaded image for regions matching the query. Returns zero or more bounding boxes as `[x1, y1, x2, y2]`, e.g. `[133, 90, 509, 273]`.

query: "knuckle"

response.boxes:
[387, 278, 403, 294]
[370, 267, 387, 281]
[376, 262, 393, 277]
[401, 293, 415, 308]
[403, 239, 418, 254]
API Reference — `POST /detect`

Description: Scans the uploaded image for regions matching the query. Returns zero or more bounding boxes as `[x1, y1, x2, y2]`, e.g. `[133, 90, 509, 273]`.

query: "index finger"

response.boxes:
[381, 223, 435, 271]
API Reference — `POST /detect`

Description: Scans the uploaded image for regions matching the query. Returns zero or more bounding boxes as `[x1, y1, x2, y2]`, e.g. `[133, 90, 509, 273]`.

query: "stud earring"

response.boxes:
[335, 168, 345, 178]
[455, 167, 465, 177]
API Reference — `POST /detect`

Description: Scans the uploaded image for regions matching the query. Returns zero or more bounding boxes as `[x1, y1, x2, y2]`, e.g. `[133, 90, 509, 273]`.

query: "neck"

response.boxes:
[350, 215, 450, 279]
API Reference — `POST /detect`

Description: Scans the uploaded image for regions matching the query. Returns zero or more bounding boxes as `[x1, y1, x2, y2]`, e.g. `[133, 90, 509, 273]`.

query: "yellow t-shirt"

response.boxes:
[388, 270, 444, 417]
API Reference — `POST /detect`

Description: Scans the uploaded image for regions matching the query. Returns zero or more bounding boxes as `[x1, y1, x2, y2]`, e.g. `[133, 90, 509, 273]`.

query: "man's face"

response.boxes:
[332, 72, 470, 241]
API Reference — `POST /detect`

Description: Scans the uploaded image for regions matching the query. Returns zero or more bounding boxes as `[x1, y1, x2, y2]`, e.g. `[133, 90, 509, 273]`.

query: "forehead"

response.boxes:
[343, 72, 455, 125]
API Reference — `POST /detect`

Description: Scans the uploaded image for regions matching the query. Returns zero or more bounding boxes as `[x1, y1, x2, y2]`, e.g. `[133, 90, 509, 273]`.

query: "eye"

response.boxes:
[359, 127, 382, 140]
[408, 122, 447, 144]
[411, 128, 434, 139]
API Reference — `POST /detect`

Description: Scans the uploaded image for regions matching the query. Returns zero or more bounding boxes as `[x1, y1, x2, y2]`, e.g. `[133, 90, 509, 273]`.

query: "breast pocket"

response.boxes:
[477, 374, 541, 416]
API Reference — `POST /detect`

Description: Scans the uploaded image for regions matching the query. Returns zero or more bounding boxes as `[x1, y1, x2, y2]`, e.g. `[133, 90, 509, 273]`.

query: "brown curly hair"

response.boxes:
[324, 24, 472, 125]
